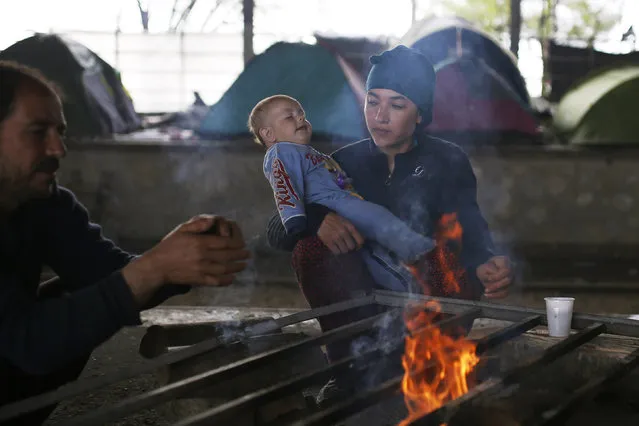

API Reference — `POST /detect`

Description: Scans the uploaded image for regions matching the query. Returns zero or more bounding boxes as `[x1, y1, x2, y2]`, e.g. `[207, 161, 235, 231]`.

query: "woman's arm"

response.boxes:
[447, 150, 496, 270]
[266, 204, 364, 254]
[266, 203, 333, 251]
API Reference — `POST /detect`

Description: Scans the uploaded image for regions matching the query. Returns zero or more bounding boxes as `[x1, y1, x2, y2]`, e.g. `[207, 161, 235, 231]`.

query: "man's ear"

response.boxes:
[416, 112, 423, 125]
[259, 127, 275, 144]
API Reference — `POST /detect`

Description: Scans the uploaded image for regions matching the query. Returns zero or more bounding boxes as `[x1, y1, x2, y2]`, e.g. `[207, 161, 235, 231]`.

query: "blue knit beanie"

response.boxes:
[366, 45, 436, 125]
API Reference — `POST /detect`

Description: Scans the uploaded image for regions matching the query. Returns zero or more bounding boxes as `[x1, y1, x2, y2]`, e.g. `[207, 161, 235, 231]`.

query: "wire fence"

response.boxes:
[57, 30, 245, 113]
[4, 28, 636, 113]
[53, 29, 331, 113]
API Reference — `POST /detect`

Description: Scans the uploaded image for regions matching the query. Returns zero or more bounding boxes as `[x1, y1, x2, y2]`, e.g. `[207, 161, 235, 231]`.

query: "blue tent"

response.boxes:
[401, 16, 530, 106]
[198, 42, 368, 143]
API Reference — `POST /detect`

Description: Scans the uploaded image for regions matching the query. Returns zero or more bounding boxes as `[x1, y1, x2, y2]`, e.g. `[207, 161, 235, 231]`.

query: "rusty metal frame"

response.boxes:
[1, 290, 638, 426]
[174, 309, 482, 426]
[0, 295, 376, 423]
[291, 315, 543, 426]
[526, 347, 639, 426]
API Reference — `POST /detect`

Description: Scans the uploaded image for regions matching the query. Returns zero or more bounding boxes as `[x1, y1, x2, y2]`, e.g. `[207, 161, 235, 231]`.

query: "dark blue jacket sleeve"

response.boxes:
[43, 188, 134, 289]
[266, 203, 333, 251]
[0, 269, 141, 375]
[0, 188, 186, 375]
[446, 150, 495, 272]
[44, 188, 189, 308]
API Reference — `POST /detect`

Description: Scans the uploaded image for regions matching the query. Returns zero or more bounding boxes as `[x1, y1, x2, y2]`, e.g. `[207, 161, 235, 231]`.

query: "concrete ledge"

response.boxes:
[140, 305, 305, 326]
[66, 137, 639, 159]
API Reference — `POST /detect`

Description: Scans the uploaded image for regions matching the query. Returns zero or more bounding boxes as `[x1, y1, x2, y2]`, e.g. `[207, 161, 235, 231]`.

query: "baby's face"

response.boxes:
[266, 99, 312, 145]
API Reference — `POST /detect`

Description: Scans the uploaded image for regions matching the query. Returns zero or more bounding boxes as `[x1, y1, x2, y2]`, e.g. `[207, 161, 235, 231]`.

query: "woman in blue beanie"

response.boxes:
[266, 45, 513, 403]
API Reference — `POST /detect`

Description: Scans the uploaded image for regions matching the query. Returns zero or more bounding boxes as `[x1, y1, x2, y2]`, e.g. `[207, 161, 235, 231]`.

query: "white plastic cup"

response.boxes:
[544, 297, 575, 337]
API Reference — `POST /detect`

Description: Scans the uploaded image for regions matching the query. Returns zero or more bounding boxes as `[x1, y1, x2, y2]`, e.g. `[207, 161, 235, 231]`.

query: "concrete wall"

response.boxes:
[471, 149, 639, 246]
[58, 140, 639, 264]
[60, 142, 274, 248]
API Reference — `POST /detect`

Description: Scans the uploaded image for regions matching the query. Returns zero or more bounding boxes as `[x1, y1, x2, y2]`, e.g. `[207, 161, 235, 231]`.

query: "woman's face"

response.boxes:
[364, 88, 422, 150]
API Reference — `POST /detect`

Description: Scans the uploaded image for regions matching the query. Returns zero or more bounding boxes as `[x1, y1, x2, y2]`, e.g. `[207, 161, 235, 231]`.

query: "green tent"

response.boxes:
[554, 66, 639, 145]
[198, 42, 368, 144]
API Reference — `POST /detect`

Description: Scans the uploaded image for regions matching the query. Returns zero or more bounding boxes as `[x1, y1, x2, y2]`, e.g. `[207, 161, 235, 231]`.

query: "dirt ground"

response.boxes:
[42, 275, 639, 425]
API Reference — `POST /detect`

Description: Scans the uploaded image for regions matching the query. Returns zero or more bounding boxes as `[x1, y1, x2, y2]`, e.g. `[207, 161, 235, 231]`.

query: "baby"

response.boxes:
[250, 94, 435, 291]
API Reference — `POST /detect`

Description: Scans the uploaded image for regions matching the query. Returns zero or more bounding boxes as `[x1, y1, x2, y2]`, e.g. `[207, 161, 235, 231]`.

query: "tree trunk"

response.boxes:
[137, 0, 149, 33]
[411, 0, 418, 25]
[509, 0, 521, 58]
[539, 0, 559, 98]
[243, 0, 255, 66]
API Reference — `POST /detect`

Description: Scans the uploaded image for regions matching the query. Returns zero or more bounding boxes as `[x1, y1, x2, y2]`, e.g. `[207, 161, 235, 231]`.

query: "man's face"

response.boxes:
[263, 99, 312, 146]
[364, 88, 422, 150]
[0, 82, 67, 211]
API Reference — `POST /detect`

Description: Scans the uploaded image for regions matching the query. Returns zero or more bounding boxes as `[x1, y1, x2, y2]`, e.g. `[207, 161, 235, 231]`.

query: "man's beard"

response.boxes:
[35, 156, 60, 175]
[0, 157, 59, 212]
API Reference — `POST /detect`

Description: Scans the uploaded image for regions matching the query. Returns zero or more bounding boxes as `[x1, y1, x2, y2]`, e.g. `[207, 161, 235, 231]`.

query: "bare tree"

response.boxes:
[564, 0, 619, 47]
[243, 0, 254, 65]
[510, 0, 521, 58]
[171, 0, 198, 33]
[200, 0, 228, 31]
[537, 0, 560, 97]
[442, 0, 623, 96]
[137, 0, 150, 32]
[168, 0, 181, 30]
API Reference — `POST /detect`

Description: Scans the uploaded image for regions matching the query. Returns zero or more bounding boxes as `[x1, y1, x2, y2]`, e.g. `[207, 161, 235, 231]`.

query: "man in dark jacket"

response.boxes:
[0, 61, 250, 425]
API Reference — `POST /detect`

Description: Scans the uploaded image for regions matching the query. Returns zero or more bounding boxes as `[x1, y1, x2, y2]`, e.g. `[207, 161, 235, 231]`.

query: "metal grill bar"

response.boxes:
[0, 296, 375, 423]
[174, 309, 481, 426]
[3, 290, 639, 426]
[292, 377, 401, 426]
[474, 315, 544, 353]
[59, 308, 402, 426]
[292, 315, 543, 426]
[528, 347, 639, 426]
[373, 291, 639, 338]
[408, 323, 607, 426]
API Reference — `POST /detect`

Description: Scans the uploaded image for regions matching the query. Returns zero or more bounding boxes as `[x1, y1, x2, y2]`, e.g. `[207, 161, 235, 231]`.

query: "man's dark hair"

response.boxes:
[0, 60, 62, 125]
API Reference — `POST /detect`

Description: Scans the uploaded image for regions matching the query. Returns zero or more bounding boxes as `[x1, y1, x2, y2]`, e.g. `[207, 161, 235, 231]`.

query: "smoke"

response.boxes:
[468, 146, 523, 294]
[152, 138, 277, 311]
[200, 232, 263, 308]
[165, 143, 234, 195]
[347, 309, 407, 390]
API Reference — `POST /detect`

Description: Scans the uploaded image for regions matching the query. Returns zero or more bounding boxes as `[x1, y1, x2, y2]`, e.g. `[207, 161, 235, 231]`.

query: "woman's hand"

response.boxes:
[317, 213, 365, 255]
[476, 255, 513, 299]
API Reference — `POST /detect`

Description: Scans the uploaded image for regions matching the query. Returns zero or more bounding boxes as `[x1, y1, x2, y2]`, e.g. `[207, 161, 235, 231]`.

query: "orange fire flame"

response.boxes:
[398, 213, 480, 426]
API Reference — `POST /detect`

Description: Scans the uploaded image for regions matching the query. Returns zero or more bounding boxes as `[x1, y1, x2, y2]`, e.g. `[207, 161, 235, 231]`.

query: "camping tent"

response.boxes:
[427, 56, 539, 145]
[314, 34, 388, 79]
[547, 41, 639, 102]
[401, 16, 530, 106]
[553, 66, 639, 145]
[0, 33, 140, 138]
[198, 42, 368, 143]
